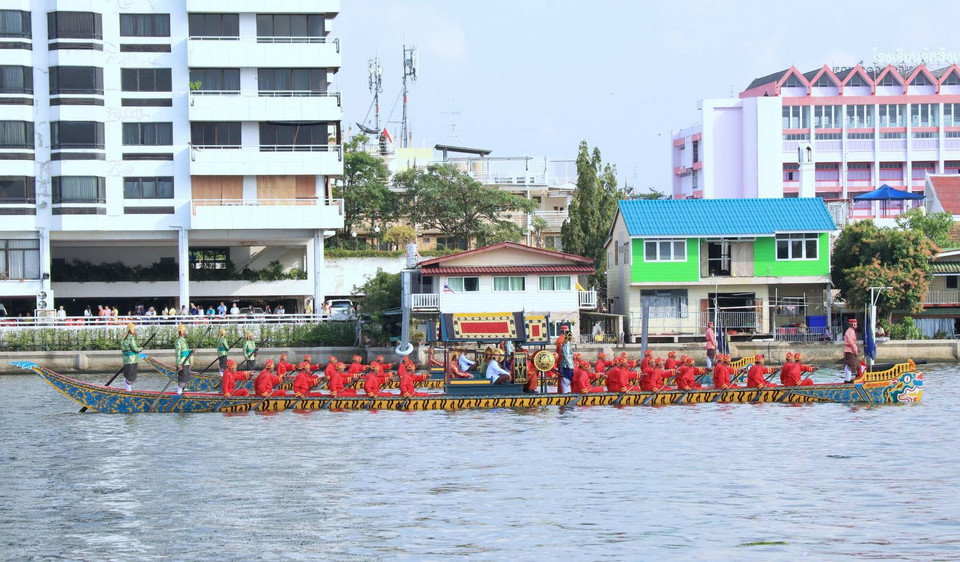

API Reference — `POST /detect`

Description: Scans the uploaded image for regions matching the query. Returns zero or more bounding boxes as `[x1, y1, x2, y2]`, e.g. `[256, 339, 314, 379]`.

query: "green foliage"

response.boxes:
[336, 139, 396, 241]
[383, 225, 417, 249]
[53, 259, 305, 282]
[325, 248, 459, 258]
[561, 141, 621, 289]
[831, 220, 938, 316]
[352, 268, 401, 321]
[895, 208, 952, 248]
[393, 163, 537, 248]
[889, 317, 923, 340]
[633, 187, 668, 200]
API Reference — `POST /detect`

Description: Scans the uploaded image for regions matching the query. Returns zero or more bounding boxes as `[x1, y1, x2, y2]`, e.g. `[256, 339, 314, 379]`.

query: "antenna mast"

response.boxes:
[368, 56, 383, 130]
[401, 44, 418, 148]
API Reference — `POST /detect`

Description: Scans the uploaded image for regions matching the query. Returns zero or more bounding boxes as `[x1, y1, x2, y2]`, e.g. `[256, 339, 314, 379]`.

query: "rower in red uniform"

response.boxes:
[398, 357, 430, 397]
[370, 355, 394, 374]
[713, 354, 735, 389]
[363, 364, 392, 397]
[292, 361, 322, 397]
[593, 352, 608, 374]
[348, 355, 367, 377]
[781, 352, 815, 386]
[675, 356, 705, 390]
[327, 362, 358, 397]
[254, 360, 286, 396]
[276, 352, 296, 378]
[639, 349, 654, 372]
[640, 357, 672, 392]
[221, 359, 251, 397]
[324, 355, 340, 379]
[605, 357, 626, 392]
[301, 354, 322, 372]
[664, 351, 678, 371]
[572, 359, 605, 393]
[746, 354, 778, 388]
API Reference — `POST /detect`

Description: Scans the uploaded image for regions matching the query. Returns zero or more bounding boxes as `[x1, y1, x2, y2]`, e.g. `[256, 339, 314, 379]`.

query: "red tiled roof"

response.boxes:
[418, 242, 593, 267]
[421, 265, 595, 276]
[929, 176, 960, 215]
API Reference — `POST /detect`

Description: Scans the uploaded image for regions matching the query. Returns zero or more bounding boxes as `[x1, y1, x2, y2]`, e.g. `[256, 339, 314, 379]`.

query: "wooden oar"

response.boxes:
[147, 325, 213, 413]
[711, 365, 752, 404]
[196, 335, 243, 377]
[80, 331, 159, 413]
[750, 370, 781, 404]
[641, 382, 671, 406]
[777, 368, 819, 403]
[252, 376, 288, 412]
[674, 369, 714, 404]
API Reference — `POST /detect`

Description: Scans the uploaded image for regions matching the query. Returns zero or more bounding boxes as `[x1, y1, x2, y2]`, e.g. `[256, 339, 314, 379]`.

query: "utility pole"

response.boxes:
[401, 45, 418, 148]
[367, 56, 383, 131]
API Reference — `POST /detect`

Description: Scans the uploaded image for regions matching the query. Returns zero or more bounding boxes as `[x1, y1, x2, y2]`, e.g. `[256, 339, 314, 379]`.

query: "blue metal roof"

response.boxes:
[618, 198, 837, 237]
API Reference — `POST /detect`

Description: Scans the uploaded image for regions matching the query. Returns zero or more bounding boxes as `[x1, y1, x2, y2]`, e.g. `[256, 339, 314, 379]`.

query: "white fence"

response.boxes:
[0, 313, 339, 330]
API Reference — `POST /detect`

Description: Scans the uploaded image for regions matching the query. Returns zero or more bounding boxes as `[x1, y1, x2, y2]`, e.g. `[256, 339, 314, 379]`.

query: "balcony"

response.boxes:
[187, 36, 341, 69]
[925, 290, 960, 306]
[190, 198, 344, 230]
[186, 0, 340, 11]
[189, 144, 343, 176]
[411, 293, 440, 311]
[503, 210, 568, 232]
[189, 91, 341, 122]
[578, 290, 597, 309]
[815, 139, 842, 152]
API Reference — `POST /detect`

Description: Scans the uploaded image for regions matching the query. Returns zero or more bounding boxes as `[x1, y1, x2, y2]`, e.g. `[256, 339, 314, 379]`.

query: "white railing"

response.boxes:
[925, 290, 960, 305]
[191, 90, 340, 102]
[629, 310, 761, 336]
[189, 35, 340, 51]
[192, 198, 343, 214]
[411, 293, 440, 310]
[0, 313, 337, 330]
[578, 290, 597, 309]
[191, 144, 342, 157]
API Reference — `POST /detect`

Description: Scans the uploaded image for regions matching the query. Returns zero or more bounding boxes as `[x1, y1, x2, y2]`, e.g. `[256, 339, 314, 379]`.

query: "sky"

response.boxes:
[336, 0, 960, 193]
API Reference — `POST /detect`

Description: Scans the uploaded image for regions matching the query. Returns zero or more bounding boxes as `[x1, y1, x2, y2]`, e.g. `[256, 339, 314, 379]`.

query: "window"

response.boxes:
[877, 73, 901, 87]
[814, 74, 836, 87]
[49, 66, 103, 95]
[911, 103, 939, 127]
[846, 105, 874, 128]
[815, 162, 840, 181]
[878, 104, 906, 127]
[813, 105, 842, 128]
[692, 140, 699, 163]
[191, 248, 229, 270]
[847, 73, 868, 87]
[0, 121, 33, 149]
[782, 106, 809, 129]
[50, 121, 104, 149]
[119, 14, 170, 37]
[776, 233, 819, 260]
[539, 275, 571, 291]
[0, 10, 31, 38]
[121, 68, 172, 92]
[945, 104, 960, 127]
[493, 276, 525, 291]
[544, 236, 562, 250]
[776, 296, 807, 317]
[847, 132, 874, 140]
[0, 66, 32, 94]
[913, 162, 936, 180]
[0, 239, 40, 279]
[256, 14, 325, 39]
[52, 176, 106, 203]
[641, 289, 688, 319]
[944, 72, 960, 87]
[879, 162, 904, 182]
[257, 68, 327, 93]
[122, 122, 173, 146]
[190, 122, 241, 146]
[446, 276, 479, 292]
[947, 276, 959, 290]
[847, 162, 872, 180]
[691, 170, 698, 189]
[189, 68, 240, 92]
[911, 73, 931, 86]
[47, 12, 103, 40]
[188, 14, 239, 37]
[644, 239, 686, 262]
[436, 236, 468, 251]
[259, 123, 327, 147]
[124, 177, 173, 199]
[782, 74, 804, 88]
[0, 177, 34, 203]
[783, 163, 799, 181]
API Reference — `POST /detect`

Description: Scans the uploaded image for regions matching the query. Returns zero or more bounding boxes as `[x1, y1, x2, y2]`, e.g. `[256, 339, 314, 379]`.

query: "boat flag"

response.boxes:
[443, 283, 455, 294]
[864, 311, 876, 362]
[382, 128, 393, 144]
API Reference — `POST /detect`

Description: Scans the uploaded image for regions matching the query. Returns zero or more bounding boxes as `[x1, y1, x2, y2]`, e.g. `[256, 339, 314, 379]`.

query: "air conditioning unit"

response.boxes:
[36, 289, 54, 311]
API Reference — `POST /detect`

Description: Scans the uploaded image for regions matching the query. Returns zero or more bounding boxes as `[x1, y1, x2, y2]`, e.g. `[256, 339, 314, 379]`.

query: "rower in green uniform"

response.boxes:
[120, 322, 141, 391]
[216, 328, 230, 376]
[242, 331, 257, 370]
[174, 324, 192, 395]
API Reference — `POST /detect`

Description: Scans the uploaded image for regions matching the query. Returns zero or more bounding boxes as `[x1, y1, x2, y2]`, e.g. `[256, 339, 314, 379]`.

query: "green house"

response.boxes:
[604, 198, 837, 340]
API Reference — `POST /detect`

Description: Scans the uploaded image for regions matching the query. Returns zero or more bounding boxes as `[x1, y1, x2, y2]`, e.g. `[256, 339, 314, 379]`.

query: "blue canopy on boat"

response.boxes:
[853, 184, 924, 201]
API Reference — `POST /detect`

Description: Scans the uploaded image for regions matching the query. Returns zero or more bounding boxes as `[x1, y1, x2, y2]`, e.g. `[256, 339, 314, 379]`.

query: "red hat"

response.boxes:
[328, 355, 337, 362]
[376, 355, 385, 362]
[297, 361, 310, 371]
[848, 318, 858, 325]
[667, 351, 676, 357]
[598, 352, 606, 358]
[226, 359, 236, 369]
[353, 355, 363, 362]
[785, 352, 794, 360]
[280, 352, 287, 359]
[654, 356, 664, 365]
[264, 359, 274, 368]
[794, 352, 804, 361]
[336, 362, 346, 371]
[708, 321, 715, 327]
[684, 356, 694, 365]
[754, 354, 764, 363]
[303, 355, 312, 362]
[561, 325, 570, 332]
[644, 350, 653, 356]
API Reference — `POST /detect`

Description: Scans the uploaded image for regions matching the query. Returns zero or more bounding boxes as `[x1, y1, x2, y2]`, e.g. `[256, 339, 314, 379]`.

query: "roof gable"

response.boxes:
[927, 175, 960, 216]
[617, 198, 837, 237]
[418, 242, 593, 268]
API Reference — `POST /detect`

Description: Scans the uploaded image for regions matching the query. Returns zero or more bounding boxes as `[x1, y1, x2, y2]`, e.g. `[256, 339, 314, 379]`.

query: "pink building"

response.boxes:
[671, 63, 960, 224]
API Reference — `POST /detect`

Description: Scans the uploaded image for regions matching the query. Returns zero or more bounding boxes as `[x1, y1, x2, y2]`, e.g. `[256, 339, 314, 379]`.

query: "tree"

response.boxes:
[335, 135, 396, 245]
[382, 225, 417, 250]
[831, 220, 938, 318]
[561, 141, 621, 288]
[634, 187, 668, 200]
[393, 163, 537, 248]
[353, 268, 400, 321]
[895, 208, 953, 248]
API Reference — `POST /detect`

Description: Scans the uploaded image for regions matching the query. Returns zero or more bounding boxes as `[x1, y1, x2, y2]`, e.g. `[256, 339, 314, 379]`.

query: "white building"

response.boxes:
[671, 63, 960, 225]
[410, 242, 598, 338]
[0, 1, 343, 316]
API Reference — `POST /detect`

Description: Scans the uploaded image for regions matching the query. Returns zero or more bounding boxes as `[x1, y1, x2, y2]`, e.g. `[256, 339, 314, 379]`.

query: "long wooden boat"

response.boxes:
[138, 354, 752, 392]
[13, 359, 922, 413]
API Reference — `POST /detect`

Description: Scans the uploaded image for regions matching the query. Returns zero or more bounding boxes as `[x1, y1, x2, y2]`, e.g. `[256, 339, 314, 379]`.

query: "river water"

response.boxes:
[1, 364, 958, 560]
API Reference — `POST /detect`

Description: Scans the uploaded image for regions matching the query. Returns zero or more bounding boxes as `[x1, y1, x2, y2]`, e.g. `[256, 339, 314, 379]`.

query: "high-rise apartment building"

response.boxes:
[671, 63, 960, 224]
[0, 1, 343, 315]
